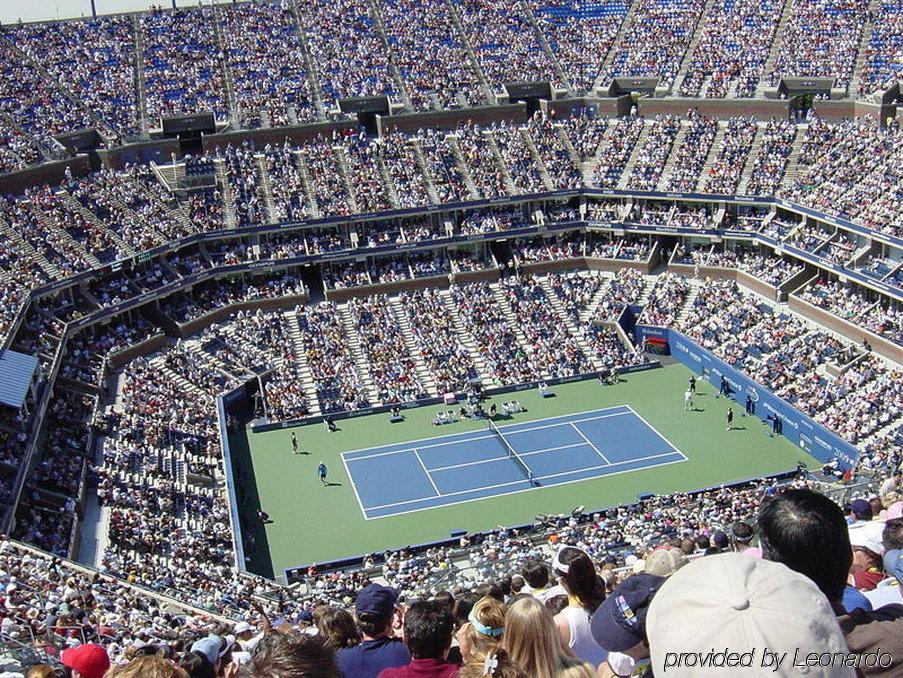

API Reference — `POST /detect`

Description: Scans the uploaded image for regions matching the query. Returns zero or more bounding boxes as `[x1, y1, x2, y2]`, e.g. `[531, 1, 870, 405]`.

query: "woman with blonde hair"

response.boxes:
[105, 655, 190, 678]
[456, 596, 506, 664]
[456, 596, 525, 678]
[503, 596, 594, 678]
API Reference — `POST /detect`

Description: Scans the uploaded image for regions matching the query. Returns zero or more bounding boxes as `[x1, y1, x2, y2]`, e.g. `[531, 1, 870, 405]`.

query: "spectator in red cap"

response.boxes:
[60, 643, 110, 678]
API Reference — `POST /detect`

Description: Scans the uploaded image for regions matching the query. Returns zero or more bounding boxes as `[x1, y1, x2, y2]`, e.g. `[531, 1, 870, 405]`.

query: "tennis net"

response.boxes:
[487, 419, 536, 484]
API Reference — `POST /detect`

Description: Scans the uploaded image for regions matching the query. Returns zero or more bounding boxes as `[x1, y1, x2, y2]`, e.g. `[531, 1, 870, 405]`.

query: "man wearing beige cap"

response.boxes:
[647, 553, 856, 677]
[643, 547, 688, 578]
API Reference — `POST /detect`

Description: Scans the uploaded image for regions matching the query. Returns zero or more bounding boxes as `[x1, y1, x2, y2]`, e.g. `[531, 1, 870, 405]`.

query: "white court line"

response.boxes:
[429, 442, 588, 473]
[365, 450, 683, 512]
[414, 448, 441, 497]
[340, 449, 368, 518]
[570, 422, 611, 465]
[341, 404, 631, 457]
[344, 409, 632, 462]
[624, 405, 689, 460]
[364, 454, 687, 518]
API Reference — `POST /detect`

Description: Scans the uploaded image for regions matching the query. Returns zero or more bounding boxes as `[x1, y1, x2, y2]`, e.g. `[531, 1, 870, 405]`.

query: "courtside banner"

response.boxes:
[635, 326, 859, 468]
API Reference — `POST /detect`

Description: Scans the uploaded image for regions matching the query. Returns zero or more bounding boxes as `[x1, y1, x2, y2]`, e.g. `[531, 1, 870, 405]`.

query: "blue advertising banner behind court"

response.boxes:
[633, 326, 859, 468]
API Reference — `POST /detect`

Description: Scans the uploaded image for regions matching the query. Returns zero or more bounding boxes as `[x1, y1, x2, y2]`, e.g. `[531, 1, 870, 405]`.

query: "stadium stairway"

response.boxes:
[694, 122, 728, 192]
[213, 160, 239, 228]
[283, 309, 322, 416]
[849, 0, 883, 96]
[780, 124, 809, 189]
[485, 131, 520, 195]
[675, 279, 702, 324]
[387, 296, 440, 397]
[592, 1, 641, 94]
[211, 4, 240, 126]
[520, 128, 556, 192]
[629, 120, 683, 190]
[374, 153, 402, 209]
[148, 355, 206, 396]
[582, 119, 615, 184]
[289, 2, 328, 120]
[184, 339, 250, 384]
[132, 14, 149, 134]
[655, 121, 690, 191]
[0, 215, 59, 279]
[556, 126, 582, 169]
[445, 135, 483, 200]
[368, 8, 414, 112]
[331, 146, 362, 213]
[755, 0, 795, 97]
[27, 201, 102, 269]
[670, 0, 721, 95]
[444, 0, 497, 105]
[408, 138, 442, 205]
[578, 272, 620, 324]
[62, 193, 136, 259]
[255, 155, 279, 224]
[521, 1, 573, 95]
[637, 275, 658, 307]
[439, 289, 498, 387]
[616, 122, 652, 189]
[490, 282, 551, 379]
[336, 304, 382, 405]
[735, 123, 768, 195]
[292, 150, 323, 219]
[538, 275, 609, 372]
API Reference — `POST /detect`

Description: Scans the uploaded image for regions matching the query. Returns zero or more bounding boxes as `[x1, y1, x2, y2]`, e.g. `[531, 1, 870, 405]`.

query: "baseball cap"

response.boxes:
[60, 643, 110, 678]
[849, 498, 873, 521]
[190, 635, 232, 665]
[848, 520, 885, 556]
[591, 573, 665, 652]
[711, 530, 729, 548]
[234, 621, 253, 635]
[647, 553, 853, 678]
[644, 548, 688, 577]
[355, 584, 399, 617]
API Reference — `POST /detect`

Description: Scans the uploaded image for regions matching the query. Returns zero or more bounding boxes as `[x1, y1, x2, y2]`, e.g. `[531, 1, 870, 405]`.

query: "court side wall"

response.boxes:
[217, 393, 246, 572]
[634, 326, 859, 468]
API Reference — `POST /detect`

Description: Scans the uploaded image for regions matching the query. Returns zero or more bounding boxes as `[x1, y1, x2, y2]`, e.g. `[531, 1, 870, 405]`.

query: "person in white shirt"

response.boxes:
[551, 546, 608, 668]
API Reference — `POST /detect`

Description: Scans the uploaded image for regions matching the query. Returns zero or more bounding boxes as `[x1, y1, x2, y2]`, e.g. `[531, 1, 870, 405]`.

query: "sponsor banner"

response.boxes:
[644, 327, 858, 467]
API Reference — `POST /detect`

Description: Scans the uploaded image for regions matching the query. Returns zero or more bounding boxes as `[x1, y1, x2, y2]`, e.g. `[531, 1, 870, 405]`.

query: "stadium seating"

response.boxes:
[0, 3, 900, 674]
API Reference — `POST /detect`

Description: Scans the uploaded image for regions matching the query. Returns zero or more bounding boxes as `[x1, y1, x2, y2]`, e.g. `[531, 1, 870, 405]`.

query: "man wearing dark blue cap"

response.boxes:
[590, 573, 665, 678]
[846, 498, 873, 524]
[337, 583, 410, 678]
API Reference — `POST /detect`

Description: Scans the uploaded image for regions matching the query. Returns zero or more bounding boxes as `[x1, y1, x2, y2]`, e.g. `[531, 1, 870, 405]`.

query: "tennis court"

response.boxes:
[342, 405, 687, 519]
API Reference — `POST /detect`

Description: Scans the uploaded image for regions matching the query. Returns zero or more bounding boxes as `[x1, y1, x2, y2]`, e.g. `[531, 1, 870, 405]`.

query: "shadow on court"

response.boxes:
[227, 418, 276, 580]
